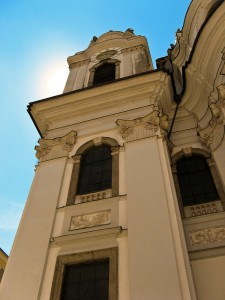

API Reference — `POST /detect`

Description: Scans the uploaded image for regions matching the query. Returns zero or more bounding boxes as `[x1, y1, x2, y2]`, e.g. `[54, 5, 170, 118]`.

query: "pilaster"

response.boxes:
[116, 111, 197, 299]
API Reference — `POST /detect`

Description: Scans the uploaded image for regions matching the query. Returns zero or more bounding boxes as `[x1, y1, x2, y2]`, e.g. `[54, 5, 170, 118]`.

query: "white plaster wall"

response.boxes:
[192, 255, 225, 300]
[63, 67, 78, 93]
[125, 136, 183, 300]
[0, 157, 67, 300]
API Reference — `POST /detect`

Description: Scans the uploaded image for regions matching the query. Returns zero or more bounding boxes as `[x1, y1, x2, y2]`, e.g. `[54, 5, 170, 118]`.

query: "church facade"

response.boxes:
[1, 0, 225, 299]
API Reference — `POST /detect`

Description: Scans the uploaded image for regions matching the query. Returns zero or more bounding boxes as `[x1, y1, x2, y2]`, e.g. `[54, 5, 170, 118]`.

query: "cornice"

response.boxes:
[28, 71, 172, 136]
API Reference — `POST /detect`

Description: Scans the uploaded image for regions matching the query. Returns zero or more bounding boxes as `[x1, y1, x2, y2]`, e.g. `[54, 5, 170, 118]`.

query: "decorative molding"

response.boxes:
[189, 225, 225, 246]
[35, 131, 77, 161]
[116, 109, 168, 142]
[75, 189, 112, 204]
[96, 50, 118, 61]
[217, 83, 225, 102]
[184, 201, 223, 218]
[121, 44, 145, 54]
[198, 94, 224, 151]
[69, 59, 90, 69]
[70, 210, 111, 230]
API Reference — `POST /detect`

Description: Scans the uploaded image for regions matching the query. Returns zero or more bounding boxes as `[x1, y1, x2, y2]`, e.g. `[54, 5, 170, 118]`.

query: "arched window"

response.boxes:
[177, 156, 219, 207]
[67, 137, 119, 205]
[88, 59, 120, 87]
[77, 145, 112, 195]
[93, 63, 116, 85]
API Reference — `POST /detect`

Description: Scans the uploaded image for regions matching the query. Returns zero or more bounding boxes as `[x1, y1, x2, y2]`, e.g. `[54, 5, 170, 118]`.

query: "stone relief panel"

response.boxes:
[35, 131, 77, 161]
[70, 210, 111, 230]
[116, 107, 168, 142]
[189, 225, 225, 246]
[199, 84, 225, 151]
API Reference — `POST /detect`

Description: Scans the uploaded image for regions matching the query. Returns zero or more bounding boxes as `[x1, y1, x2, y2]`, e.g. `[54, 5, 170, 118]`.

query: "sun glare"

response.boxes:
[46, 64, 69, 96]
[36, 60, 69, 99]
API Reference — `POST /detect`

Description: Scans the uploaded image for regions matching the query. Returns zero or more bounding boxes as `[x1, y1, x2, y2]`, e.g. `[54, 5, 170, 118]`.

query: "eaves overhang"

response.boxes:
[28, 69, 173, 137]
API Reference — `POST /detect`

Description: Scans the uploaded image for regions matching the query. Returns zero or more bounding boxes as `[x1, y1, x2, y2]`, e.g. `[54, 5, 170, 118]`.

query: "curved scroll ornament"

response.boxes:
[199, 86, 225, 151]
[116, 110, 168, 142]
[35, 131, 77, 161]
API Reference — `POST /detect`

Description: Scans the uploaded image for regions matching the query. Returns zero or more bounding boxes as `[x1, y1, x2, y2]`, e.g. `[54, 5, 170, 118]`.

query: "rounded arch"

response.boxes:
[171, 146, 225, 217]
[171, 147, 210, 165]
[67, 137, 120, 205]
[76, 137, 119, 156]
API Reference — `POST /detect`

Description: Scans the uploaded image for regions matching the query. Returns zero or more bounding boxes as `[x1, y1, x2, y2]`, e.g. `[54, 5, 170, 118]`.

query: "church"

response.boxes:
[0, 0, 225, 299]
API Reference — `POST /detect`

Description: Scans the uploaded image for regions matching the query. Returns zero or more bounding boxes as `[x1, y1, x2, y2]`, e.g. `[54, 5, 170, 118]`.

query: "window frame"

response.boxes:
[171, 148, 225, 218]
[50, 248, 118, 300]
[67, 137, 120, 206]
[88, 59, 120, 87]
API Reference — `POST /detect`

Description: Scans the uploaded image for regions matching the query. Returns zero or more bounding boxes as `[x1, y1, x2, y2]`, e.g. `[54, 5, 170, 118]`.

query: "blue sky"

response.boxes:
[0, 0, 190, 255]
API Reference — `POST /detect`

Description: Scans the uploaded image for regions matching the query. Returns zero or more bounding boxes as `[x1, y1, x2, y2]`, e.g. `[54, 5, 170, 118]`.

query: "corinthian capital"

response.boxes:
[116, 110, 168, 142]
[35, 131, 77, 161]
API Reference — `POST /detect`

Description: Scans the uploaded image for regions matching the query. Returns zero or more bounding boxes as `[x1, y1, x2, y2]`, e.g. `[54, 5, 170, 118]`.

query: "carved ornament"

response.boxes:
[184, 201, 223, 218]
[70, 210, 111, 230]
[96, 50, 117, 61]
[69, 59, 90, 69]
[35, 131, 77, 161]
[198, 87, 225, 151]
[75, 189, 112, 205]
[189, 225, 225, 246]
[116, 110, 168, 142]
[121, 44, 145, 54]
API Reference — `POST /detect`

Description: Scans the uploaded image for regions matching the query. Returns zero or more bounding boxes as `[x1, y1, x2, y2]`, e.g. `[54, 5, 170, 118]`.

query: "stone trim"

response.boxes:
[35, 131, 77, 162]
[88, 59, 121, 86]
[184, 201, 223, 218]
[69, 58, 90, 70]
[75, 189, 112, 205]
[50, 248, 118, 300]
[66, 137, 120, 205]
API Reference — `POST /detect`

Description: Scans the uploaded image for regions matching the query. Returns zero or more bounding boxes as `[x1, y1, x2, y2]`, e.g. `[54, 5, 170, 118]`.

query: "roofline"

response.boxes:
[0, 248, 9, 258]
[27, 68, 163, 137]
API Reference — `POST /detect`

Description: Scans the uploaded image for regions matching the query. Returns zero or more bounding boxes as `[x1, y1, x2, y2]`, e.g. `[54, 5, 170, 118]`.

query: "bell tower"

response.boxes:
[0, 29, 196, 300]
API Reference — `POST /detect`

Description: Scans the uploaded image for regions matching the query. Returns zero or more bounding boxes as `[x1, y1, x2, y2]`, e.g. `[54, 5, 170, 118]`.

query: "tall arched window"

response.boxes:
[93, 63, 116, 85]
[77, 146, 112, 195]
[67, 137, 119, 205]
[177, 156, 219, 207]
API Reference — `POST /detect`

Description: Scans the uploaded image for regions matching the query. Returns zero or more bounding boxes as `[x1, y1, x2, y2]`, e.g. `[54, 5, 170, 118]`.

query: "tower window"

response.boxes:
[93, 63, 116, 85]
[77, 146, 112, 195]
[177, 156, 219, 206]
[61, 259, 109, 300]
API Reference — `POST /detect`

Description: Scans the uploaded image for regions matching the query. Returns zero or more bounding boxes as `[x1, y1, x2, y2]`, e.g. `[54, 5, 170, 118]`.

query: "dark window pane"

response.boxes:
[93, 63, 115, 85]
[177, 156, 219, 206]
[61, 260, 109, 300]
[77, 146, 112, 195]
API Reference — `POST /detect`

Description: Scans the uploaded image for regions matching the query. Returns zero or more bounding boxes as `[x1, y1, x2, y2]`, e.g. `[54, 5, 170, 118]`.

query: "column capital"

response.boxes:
[116, 109, 168, 142]
[35, 131, 77, 162]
